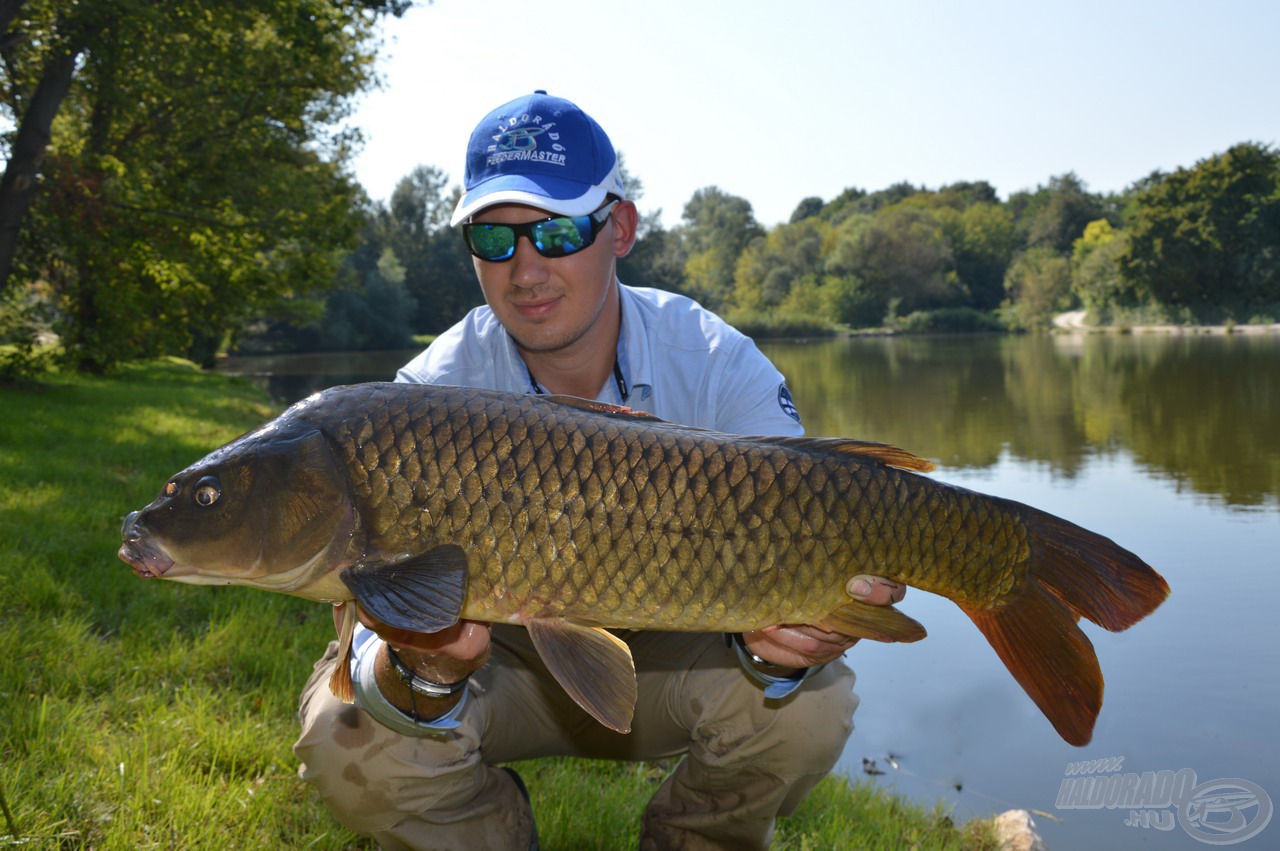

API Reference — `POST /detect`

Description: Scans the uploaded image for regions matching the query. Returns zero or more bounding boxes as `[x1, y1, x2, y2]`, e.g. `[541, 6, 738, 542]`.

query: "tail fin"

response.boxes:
[963, 507, 1169, 746]
[1026, 510, 1170, 631]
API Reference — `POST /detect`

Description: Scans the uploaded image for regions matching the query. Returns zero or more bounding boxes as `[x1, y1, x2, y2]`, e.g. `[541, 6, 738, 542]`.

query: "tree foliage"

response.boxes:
[678, 186, 763, 309]
[731, 218, 826, 311]
[1121, 142, 1280, 312]
[1070, 219, 1132, 321]
[936, 201, 1018, 310]
[382, 165, 477, 333]
[1002, 247, 1071, 330]
[1, 0, 409, 372]
[827, 203, 959, 322]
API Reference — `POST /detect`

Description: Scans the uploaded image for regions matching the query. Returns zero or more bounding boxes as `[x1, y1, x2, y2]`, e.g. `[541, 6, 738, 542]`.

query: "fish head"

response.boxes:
[118, 427, 357, 595]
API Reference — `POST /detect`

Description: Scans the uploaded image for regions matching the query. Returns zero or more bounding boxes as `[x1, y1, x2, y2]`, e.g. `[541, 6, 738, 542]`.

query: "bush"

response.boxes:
[724, 310, 838, 339]
[897, 308, 1006, 334]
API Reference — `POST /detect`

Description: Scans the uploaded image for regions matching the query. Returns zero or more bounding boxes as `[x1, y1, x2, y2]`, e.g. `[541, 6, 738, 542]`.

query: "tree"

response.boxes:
[1, 0, 411, 371]
[789, 196, 824, 223]
[818, 182, 918, 223]
[1122, 142, 1280, 312]
[1070, 219, 1133, 321]
[618, 218, 688, 296]
[1002, 247, 1071, 329]
[937, 201, 1018, 310]
[938, 180, 999, 207]
[1008, 173, 1107, 255]
[380, 165, 477, 333]
[730, 218, 826, 311]
[677, 186, 762, 309]
[825, 203, 959, 323]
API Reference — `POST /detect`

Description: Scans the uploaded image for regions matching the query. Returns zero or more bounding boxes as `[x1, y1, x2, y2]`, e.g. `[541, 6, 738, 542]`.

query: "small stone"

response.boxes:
[992, 809, 1047, 851]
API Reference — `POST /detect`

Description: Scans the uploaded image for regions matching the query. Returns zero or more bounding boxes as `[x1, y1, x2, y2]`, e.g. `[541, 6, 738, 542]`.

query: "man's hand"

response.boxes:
[353, 607, 493, 684]
[743, 575, 906, 671]
[334, 603, 492, 719]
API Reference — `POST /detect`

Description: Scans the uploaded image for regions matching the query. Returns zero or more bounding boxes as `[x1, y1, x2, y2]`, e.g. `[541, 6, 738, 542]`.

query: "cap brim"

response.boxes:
[450, 186, 607, 226]
[450, 165, 621, 226]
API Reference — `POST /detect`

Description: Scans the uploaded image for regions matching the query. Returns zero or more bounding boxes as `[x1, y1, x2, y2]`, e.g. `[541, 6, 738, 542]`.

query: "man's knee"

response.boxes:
[295, 695, 406, 834]
[694, 660, 859, 779]
[295, 678, 496, 837]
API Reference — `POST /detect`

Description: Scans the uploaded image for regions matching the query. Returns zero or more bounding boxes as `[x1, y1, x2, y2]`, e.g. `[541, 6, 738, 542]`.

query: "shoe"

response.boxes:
[500, 767, 540, 851]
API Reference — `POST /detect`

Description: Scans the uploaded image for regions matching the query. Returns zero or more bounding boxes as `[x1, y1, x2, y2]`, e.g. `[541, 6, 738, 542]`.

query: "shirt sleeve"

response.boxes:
[711, 337, 805, 437]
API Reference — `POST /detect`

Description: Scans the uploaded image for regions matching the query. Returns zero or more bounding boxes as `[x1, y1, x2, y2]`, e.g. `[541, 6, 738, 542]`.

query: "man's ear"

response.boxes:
[610, 200, 640, 259]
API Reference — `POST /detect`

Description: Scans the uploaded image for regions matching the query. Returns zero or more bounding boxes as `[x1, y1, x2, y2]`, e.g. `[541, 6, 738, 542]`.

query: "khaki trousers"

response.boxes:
[294, 626, 858, 850]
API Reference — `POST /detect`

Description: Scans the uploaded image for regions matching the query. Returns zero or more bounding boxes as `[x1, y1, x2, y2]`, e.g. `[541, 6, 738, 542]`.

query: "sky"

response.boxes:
[347, 0, 1280, 228]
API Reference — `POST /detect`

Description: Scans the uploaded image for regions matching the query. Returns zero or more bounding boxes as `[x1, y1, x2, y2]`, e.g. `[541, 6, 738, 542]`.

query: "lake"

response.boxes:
[220, 332, 1279, 850]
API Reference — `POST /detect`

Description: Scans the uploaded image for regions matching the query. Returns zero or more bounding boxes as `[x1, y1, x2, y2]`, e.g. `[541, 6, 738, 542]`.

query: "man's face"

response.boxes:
[470, 201, 637, 356]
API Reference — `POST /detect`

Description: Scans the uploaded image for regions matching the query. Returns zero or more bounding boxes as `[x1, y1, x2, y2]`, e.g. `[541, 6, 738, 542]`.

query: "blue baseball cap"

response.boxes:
[450, 91, 626, 226]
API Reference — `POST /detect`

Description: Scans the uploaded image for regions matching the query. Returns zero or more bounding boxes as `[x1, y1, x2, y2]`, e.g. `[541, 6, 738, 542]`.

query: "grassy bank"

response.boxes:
[0, 360, 994, 848]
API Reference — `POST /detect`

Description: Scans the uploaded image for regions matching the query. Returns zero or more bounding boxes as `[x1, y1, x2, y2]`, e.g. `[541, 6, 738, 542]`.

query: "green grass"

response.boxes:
[0, 359, 994, 849]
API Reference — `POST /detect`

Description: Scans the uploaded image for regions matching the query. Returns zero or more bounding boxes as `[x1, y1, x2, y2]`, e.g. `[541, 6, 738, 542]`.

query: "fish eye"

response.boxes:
[193, 476, 221, 508]
[164, 481, 179, 497]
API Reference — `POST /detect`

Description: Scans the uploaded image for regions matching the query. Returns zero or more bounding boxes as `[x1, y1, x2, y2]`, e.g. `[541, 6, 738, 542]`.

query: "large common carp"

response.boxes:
[118, 383, 1169, 745]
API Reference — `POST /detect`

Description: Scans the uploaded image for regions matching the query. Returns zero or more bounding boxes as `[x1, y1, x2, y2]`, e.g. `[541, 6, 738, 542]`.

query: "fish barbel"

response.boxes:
[118, 383, 1169, 744]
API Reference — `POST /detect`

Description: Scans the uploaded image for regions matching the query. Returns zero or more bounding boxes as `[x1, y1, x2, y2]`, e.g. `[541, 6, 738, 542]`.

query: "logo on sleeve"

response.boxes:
[778, 383, 801, 424]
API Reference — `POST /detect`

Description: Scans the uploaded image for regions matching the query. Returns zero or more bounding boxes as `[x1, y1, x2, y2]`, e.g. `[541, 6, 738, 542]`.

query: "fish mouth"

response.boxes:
[118, 511, 175, 578]
[117, 540, 175, 578]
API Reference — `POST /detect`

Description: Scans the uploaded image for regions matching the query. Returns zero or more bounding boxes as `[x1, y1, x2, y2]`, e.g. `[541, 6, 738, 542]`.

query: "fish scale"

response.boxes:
[318, 384, 967, 628]
[332, 381, 1059, 621]
[119, 381, 1168, 743]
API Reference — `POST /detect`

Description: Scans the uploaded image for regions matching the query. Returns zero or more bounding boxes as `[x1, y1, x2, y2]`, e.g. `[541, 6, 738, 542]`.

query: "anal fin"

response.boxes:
[817, 600, 927, 643]
[526, 618, 637, 734]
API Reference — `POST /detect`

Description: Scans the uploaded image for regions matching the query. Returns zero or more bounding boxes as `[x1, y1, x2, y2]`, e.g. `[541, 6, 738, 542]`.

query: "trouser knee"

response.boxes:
[295, 695, 405, 834]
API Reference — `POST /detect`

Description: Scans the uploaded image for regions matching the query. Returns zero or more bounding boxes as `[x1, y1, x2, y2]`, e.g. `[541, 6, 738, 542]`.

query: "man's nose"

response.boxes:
[508, 235, 550, 288]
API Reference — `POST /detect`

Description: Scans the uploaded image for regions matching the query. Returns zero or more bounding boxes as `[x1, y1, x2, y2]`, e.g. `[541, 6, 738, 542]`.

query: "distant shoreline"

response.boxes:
[1052, 309, 1280, 335]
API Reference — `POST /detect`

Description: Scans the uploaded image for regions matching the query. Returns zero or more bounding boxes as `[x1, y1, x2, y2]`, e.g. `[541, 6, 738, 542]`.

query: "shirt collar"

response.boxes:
[500, 281, 655, 403]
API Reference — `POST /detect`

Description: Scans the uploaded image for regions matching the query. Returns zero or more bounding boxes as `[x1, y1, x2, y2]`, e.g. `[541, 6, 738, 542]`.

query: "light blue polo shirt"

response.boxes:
[351, 283, 813, 735]
[395, 284, 804, 437]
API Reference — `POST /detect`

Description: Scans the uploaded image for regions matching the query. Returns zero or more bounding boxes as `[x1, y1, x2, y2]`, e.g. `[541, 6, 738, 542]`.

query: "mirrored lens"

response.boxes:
[463, 207, 607, 262]
[466, 225, 516, 261]
[531, 217, 591, 256]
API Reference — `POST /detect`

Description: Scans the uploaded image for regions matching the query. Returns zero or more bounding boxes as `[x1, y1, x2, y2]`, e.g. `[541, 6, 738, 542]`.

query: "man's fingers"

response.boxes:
[846, 574, 907, 606]
[747, 625, 859, 669]
[352, 605, 490, 658]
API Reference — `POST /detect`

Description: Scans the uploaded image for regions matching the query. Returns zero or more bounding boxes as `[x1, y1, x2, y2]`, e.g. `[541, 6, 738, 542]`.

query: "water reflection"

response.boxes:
[760, 334, 1280, 510]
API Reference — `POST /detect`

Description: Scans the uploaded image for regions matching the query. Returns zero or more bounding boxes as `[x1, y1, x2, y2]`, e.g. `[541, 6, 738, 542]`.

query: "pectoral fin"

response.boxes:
[328, 601, 358, 702]
[817, 600, 928, 643]
[339, 544, 468, 633]
[526, 618, 637, 734]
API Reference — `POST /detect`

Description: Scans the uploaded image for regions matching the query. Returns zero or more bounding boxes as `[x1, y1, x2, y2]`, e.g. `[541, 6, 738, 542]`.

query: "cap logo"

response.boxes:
[488, 114, 567, 168]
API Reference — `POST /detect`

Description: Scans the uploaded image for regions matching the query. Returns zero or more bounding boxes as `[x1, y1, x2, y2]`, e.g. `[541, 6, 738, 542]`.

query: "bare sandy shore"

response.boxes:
[1052, 309, 1280, 335]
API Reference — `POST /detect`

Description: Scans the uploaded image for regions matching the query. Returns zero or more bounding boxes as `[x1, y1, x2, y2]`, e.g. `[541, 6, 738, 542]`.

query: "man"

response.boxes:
[295, 91, 905, 850]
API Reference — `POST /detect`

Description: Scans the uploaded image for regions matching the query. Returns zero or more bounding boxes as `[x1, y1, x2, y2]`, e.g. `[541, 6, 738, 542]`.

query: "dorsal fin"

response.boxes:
[753, 436, 937, 473]
[541, 394, 665, 422]
[538, 395, 934, 473]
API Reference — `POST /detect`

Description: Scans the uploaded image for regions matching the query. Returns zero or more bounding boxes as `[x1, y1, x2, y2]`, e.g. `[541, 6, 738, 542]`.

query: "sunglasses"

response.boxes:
[462, 201, 619, 262]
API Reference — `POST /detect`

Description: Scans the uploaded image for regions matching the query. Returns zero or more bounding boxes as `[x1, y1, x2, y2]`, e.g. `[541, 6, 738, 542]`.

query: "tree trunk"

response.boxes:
[0, 34, 84, 292]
